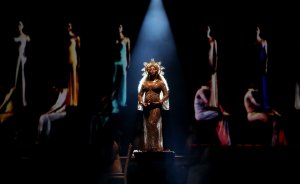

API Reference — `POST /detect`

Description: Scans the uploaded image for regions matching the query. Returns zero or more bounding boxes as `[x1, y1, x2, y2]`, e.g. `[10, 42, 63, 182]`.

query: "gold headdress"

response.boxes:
[141, 58, 165, 77]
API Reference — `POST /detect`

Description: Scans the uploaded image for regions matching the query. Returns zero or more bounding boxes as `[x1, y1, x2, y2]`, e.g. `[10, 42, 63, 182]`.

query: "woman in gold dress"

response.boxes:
[137, 59, 169, 151]
[66, 22, 80, 106]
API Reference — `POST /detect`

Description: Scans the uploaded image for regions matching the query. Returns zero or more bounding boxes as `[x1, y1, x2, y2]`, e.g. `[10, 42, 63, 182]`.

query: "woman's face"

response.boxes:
[18, 21, 24, 31]
[119, 24, 123, 33]
[68, 23, 73, 31]
[148, 66, 157, 76]
[256, 27, 260, 35]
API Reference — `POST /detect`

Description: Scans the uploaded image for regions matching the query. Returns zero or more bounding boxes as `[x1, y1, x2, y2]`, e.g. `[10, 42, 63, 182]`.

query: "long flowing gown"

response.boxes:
[138, 79, 168, 151]
[14, 34, 29, 106]
[112, 40, 128, 113]
[207, 39, 231, 145]
[255, 42, 269, 110]
[208, 39, 218, 108]
[68, 36, 79, 106]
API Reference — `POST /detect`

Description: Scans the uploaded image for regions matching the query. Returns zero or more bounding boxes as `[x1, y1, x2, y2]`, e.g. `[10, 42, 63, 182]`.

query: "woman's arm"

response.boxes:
[159, 81, 169, 104]
[249, 90, 261, 107]
[77, 36, 81, 68]
[127, 38, 131, 68]
[138, 84, 144, 106]
[14, 36, 21, 42]
[77, 36, 81, 48]
[213, 40, 218, 72]
[208, 39, 214, 69]
[26, 35, 30, 42]
[47, 89, 68, 113]
[199, 86, 209, 105]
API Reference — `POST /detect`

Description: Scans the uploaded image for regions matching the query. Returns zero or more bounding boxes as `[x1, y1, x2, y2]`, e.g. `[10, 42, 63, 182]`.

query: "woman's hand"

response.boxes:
[139, 101, 148, 107]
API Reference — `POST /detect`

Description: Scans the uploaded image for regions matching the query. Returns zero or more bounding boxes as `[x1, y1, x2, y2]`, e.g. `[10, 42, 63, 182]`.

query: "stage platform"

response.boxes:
[127, 146, 300, 184]
[1, 145, 300, 184]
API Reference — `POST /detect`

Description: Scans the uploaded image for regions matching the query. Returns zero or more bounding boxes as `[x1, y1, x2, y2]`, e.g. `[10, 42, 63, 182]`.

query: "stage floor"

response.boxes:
[1, 145, 300, 184]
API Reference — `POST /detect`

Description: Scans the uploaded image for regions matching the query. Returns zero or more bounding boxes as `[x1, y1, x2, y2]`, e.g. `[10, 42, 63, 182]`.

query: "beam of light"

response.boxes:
[126, 0, 189, 155]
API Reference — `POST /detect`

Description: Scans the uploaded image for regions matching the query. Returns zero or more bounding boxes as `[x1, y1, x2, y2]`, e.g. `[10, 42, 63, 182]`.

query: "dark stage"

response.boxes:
[2, 145, 300, 184]
[0, 1, 300, 184]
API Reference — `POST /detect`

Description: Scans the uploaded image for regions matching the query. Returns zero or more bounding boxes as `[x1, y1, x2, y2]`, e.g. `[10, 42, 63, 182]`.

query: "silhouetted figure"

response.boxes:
[244, 86, 287, 146]
[66, 22, 80, 107]
[112, 24, 131, 113]
[14, 21, 30, 107]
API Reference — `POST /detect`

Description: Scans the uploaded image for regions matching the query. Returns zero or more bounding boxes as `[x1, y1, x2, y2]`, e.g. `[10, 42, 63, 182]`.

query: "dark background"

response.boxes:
[1, 1, 300, 184]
